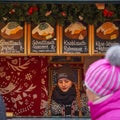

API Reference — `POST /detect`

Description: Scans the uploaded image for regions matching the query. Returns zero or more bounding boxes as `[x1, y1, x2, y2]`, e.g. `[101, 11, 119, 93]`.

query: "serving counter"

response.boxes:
[7, 117, 90, 120]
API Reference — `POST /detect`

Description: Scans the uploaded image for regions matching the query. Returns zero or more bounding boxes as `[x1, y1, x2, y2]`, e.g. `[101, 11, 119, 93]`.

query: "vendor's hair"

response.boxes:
[47, 83, 82, 117]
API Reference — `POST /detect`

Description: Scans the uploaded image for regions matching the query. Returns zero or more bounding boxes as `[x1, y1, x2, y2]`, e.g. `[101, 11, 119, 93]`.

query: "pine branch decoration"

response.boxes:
[0, 3, 119, 25]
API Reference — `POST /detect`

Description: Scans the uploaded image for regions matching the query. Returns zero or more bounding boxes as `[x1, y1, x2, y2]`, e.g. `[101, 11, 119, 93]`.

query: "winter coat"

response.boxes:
[0, 95, 6, 120]
[88, 89, 120, 120]
[44, 93, 89, 117]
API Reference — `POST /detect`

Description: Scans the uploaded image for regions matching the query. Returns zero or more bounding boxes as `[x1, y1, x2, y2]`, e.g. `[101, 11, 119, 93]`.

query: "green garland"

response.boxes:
[0, 3, 119, 25]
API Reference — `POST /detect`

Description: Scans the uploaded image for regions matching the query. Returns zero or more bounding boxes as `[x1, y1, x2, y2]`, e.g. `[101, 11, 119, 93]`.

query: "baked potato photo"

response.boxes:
[0, 22, 23, 40]
[32, 22, 55, 40]
[64, 22, 87, 40]
[96, 22, 119, 40]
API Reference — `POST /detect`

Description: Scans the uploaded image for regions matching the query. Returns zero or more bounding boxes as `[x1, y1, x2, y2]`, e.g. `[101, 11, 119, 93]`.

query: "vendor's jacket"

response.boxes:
[44, 93, 90, 117]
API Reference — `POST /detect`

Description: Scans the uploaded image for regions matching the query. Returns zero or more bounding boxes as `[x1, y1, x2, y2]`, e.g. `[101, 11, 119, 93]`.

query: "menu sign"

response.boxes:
[28, 22, 59, 55]
[0, 22, 27, 55]
[60, 21, 91, 55]
[31, 39, 56, 53]
[0, 39, 24, 53]
[92, 21, 120, 55]
[63, 39, 88, 53]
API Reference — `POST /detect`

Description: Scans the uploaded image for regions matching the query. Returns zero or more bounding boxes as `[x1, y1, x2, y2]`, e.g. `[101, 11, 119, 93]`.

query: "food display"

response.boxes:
[64, 22, 87, 40]
[96, 22, 119, 40]
[32, 22, 55, 40]
[0, 22, 23, 40]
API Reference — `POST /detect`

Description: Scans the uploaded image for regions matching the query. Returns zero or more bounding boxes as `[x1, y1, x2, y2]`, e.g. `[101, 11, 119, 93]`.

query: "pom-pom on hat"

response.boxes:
[84, 45, 120, 96]
[56, 64, 75, 82]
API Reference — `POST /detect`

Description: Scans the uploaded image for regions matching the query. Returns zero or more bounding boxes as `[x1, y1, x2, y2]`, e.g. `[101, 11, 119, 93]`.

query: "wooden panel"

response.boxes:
[6, 112, 13, 117]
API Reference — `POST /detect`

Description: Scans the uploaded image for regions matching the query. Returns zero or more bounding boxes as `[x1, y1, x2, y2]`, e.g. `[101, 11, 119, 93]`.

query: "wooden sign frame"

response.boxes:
[59, 22, 92, 56]
[48, 56, 83, 64]
[0, 22, 27, 56]
[91, 21, 120, 56]
[27, 23, 60, 56]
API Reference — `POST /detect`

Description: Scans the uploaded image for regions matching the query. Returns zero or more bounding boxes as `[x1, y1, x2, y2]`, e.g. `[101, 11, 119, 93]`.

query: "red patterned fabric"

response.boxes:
[0, 56, 48, 116]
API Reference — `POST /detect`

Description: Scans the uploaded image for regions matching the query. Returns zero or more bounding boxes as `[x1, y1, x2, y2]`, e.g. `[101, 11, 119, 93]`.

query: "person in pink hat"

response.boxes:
[84, 45, 120, 120]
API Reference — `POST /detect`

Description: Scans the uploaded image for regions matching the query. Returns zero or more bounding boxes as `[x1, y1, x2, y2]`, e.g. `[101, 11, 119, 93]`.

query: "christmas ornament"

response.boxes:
[103, 8, 114, 17]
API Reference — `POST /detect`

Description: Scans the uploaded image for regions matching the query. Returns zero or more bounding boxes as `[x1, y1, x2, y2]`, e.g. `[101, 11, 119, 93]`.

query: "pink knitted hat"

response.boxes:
[84, 45, 120, 96]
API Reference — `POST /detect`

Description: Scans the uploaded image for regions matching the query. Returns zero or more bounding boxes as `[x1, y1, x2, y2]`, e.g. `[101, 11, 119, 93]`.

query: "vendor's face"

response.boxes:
[57, 78, 73, 92]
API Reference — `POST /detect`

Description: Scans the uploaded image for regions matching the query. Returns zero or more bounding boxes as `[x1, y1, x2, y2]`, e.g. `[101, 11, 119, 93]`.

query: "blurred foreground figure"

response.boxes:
[84, 45, 120, 120]
[0, 95, 6, 120]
